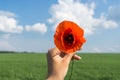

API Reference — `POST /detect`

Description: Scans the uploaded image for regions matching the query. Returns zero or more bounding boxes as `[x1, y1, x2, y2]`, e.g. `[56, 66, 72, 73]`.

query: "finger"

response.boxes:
[73, 54, 81, 60]
[47, 47, 60, 57]
[63, 52, 75, 61]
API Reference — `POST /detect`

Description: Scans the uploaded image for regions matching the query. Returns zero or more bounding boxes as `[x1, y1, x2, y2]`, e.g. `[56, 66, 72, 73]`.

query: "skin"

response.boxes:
[46, 47, 81, 80]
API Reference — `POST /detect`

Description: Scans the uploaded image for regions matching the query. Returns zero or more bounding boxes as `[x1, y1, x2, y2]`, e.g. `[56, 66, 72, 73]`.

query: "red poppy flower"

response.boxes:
[54, 20, 86, 53]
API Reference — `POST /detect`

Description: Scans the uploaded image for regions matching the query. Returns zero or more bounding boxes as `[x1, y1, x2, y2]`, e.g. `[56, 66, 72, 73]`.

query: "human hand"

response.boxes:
[46, 47, 81, 80]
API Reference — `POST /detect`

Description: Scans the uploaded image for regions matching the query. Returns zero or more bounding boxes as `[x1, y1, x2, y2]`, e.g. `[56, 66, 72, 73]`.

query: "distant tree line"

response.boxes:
[0, 51, 40, 54]
[0, 51, 16, 53]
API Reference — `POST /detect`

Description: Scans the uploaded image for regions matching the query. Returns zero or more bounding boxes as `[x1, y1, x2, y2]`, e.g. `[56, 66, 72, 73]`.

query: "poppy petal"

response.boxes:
[54, 20, 86, 53]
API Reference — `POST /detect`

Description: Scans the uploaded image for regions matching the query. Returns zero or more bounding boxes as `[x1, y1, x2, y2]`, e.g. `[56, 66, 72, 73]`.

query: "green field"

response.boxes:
[0, 53, 120, 80]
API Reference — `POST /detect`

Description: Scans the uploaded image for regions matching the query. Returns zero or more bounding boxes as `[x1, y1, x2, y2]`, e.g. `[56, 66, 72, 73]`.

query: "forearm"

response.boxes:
[46, 66, 65, 80]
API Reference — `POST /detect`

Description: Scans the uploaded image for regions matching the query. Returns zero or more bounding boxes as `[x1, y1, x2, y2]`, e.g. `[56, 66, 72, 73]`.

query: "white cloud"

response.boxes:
[0, 11, 16, 17]
[107, 5, 120, 24]
[48, 0, 118, 35]
[107, 48, 116, 52]
[0, 10, 48, 34]
[0, 11, 23, 33]
[25, 23, 47, 34]
[93, 47, 101, 52]
[94, 14, 118, 29]
[103, 0, 107, 4]
[107, 45, 120, 52]
[0, 41, 15, 51]
[0, 34, 11, 39]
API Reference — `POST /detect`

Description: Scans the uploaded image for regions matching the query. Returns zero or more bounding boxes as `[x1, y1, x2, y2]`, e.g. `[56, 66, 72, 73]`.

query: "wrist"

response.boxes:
[46, 73, 64, 80]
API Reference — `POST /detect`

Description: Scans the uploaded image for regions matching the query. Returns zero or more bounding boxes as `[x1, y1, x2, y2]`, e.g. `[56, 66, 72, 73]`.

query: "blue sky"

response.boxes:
[0, 0, 120, 53]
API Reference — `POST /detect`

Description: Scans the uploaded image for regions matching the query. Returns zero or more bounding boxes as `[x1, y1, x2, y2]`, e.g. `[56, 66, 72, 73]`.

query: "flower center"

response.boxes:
[64, 33, 74, 46]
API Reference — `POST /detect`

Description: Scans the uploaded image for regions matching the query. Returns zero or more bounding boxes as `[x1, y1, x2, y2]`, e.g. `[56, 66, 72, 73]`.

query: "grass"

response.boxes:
[0, 53, 120, 80]
[67, 54, 120, 80]
[0, 53, 47, 80]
